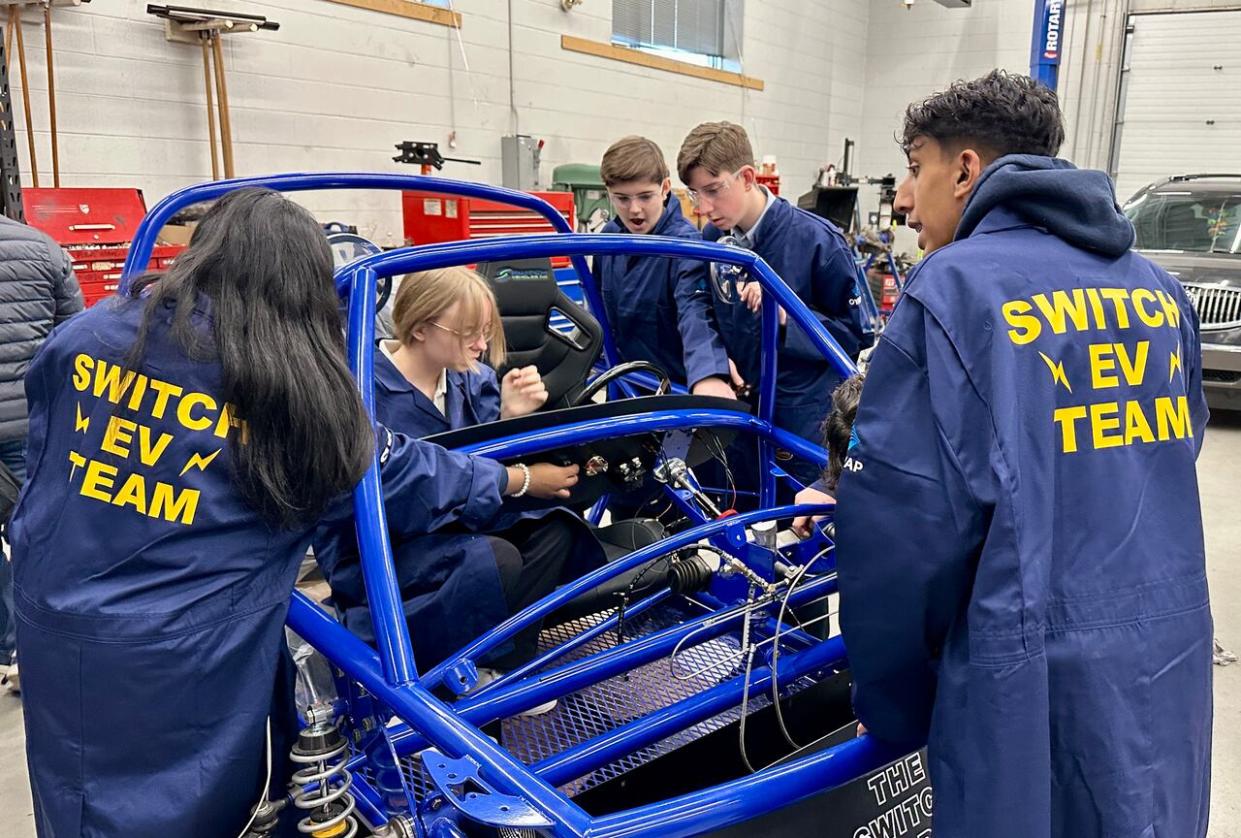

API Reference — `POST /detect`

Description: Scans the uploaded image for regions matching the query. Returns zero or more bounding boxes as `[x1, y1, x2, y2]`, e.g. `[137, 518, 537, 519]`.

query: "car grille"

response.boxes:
[1182, 283, 1241, 331]
[1181, 285, 1241, 330]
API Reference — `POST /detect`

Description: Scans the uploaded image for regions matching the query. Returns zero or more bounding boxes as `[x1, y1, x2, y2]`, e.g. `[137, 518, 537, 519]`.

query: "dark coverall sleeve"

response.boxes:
[1177, 293, 1209, 454]
[781, 238, 862, 363]
[673, 256, 731, 388]
[477, 368, 503, 424]
[833, 300, 989, 747]
[323, 425, 508, 536]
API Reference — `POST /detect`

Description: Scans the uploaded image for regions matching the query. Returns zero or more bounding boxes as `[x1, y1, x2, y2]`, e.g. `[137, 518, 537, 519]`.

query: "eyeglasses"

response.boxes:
[688, 169, 744, 207]
[608, 190, 663, 209]
[429, 321, 488, 342]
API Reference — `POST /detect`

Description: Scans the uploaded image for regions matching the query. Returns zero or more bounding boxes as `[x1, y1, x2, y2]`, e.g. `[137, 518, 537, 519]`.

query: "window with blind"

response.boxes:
[612, 0, 743, 70]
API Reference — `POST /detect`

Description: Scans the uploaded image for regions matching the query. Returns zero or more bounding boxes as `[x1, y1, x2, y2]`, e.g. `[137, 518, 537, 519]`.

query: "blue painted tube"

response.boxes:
[485, 588, 675, 692]
[373, 574, 835, 760]
[426, 818, 470, 838]
[397, 574, 839, 755]
[586, 495, 609, 525]
[333, 233, 856, 383]
[118, 171, 618, 371]
[758, 289, 781, 508]
[451, 408, 766, 459]
[346, 266, 418, 686]
[767, 425, 829, 469]
[345, 773, 387, 829]
[294, 585, 888, 838]
[423, 504, 832, 690]
[123, 172, 572, 286]
[532, 634, 847, 788]
[756, 616, 822, 651]
[287, 593, 594, 838]
[586, 734, 909, 838]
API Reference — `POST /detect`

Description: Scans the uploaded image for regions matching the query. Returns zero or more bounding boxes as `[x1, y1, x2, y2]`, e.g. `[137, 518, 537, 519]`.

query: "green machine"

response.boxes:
[551, 163, 612, 232]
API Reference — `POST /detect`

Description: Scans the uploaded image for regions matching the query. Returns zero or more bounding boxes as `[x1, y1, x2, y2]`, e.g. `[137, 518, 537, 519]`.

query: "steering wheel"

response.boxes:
[326, 229, 391, 311]
[573, 361, 671, 407]
[375, 275, 393, 313]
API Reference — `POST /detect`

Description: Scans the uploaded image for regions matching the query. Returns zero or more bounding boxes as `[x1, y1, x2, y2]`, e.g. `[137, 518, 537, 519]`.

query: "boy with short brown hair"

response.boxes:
[678, 121, 870, 485]
[595, 135, 732, 397]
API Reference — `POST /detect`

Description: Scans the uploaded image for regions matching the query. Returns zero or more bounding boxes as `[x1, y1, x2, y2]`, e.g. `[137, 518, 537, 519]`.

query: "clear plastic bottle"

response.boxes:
[286, 628, 338, 713]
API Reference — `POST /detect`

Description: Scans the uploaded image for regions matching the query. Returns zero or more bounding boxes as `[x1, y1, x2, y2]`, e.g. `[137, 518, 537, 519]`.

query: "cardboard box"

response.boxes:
[158, 222, 196, 247]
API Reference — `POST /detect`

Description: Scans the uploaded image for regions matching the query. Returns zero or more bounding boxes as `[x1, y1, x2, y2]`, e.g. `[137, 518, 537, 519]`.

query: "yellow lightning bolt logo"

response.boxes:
[1039, 352, 1072, 393]
[180, 448, 222, 477]
[75, 403, 89, 433]
[68, 451, 85, 482]
[1169, 346, 1183, 382]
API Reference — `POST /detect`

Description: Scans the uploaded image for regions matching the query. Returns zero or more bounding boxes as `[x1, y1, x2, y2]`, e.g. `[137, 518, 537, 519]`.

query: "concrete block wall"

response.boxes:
[854, 0, 1035, 251]
[6, 0, 871, 245]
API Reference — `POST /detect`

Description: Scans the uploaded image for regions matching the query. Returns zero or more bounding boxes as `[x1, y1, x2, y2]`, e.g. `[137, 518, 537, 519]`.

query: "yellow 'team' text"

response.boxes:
[1052, 396, 1192, 454]
[69, 451, 200, 526]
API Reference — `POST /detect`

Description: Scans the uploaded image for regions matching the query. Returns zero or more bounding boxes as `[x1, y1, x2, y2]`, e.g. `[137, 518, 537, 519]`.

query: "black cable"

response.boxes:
[614, 552, 674, 647]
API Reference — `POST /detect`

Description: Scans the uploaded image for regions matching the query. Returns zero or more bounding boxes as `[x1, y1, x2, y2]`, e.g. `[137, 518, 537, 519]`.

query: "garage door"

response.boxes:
[1111, 9, 1241, 204]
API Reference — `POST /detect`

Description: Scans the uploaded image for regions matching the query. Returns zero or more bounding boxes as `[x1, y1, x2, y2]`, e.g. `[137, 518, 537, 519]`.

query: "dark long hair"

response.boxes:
[822, 373, 865, 493]
[128, 187, 373, 529]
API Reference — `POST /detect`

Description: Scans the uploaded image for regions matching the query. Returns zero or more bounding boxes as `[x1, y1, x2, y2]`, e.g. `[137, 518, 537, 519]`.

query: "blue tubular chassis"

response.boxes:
[123, 174, 906, 837]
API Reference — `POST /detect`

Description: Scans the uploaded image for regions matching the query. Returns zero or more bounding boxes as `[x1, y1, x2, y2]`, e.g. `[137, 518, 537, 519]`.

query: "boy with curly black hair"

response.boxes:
[834, 70, 1210, 838]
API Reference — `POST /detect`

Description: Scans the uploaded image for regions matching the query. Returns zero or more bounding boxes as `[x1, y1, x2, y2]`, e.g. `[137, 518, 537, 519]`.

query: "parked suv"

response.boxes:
[1124, 174, 1241, 410]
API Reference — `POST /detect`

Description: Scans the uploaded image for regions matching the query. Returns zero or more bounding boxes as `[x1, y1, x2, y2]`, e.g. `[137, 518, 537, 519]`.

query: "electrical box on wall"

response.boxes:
[502, 135, 543, 191]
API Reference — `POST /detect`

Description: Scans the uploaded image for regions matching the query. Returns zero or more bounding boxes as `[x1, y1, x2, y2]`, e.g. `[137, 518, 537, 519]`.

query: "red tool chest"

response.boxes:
[756, 173, 781, 195]
[24, 188, 185, 307]
[401, 190, 576, 268]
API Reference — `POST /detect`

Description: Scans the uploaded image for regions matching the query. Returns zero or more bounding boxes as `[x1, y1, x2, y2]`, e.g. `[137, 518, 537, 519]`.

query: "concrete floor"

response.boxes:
[0, 416, 1238, 836]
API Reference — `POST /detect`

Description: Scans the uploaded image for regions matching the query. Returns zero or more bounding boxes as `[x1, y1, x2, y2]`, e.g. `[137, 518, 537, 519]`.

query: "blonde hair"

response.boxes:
[676, 121, 754, 185]
[392, 267, 506, 368]
[601, 135, 670, 187]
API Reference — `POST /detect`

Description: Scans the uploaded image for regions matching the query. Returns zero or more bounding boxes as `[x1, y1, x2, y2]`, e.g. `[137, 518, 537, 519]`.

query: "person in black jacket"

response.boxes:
[0, 215, 83, 692]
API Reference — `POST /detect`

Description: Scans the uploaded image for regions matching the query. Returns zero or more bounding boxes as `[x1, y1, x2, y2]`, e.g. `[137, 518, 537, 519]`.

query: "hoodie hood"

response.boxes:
[956, 154, 1135, 257]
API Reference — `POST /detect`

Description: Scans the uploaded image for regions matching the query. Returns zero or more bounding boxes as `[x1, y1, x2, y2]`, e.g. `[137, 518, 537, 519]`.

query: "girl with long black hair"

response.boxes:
[9, 187, 578, 837]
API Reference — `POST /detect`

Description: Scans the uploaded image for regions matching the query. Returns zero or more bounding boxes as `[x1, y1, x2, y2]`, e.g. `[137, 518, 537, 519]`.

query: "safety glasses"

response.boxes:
[687, 169, 744, 207]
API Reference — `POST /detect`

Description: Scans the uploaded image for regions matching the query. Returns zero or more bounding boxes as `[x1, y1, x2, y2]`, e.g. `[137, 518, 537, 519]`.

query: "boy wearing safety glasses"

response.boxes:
[595, 135, 735, 399]
[677, 122, 869, 484]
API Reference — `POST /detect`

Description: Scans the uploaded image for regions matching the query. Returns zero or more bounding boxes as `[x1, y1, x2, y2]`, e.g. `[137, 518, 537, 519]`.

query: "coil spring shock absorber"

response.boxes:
[290, 720, 360, 838]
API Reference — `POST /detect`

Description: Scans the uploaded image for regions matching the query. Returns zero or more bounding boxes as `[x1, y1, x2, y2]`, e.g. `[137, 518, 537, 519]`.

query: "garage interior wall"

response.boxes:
[857, 0, 1034, 181]
[3, 0, 869, 245]
[9, 0, 1228, 248]
[855, 0, 1035, 250]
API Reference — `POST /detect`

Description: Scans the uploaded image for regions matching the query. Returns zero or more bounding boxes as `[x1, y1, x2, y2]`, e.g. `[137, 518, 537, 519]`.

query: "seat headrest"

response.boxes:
[476, 258, 559, 316]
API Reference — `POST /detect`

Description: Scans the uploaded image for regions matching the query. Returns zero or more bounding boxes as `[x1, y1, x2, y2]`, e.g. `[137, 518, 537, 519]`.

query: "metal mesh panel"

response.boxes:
[498, 608, 787, 796]
[352, 602, 805, 818]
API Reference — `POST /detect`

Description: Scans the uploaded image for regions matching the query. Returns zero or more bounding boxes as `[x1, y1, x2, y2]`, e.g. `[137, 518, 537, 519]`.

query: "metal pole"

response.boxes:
[43, 2, 58, 187]
[1031, 0, 1066, 91]
[4, 9, 13, 72]
[13, 6, 36, 187]
[210, 32, 235, 179]
[200, 35, 219, 180]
